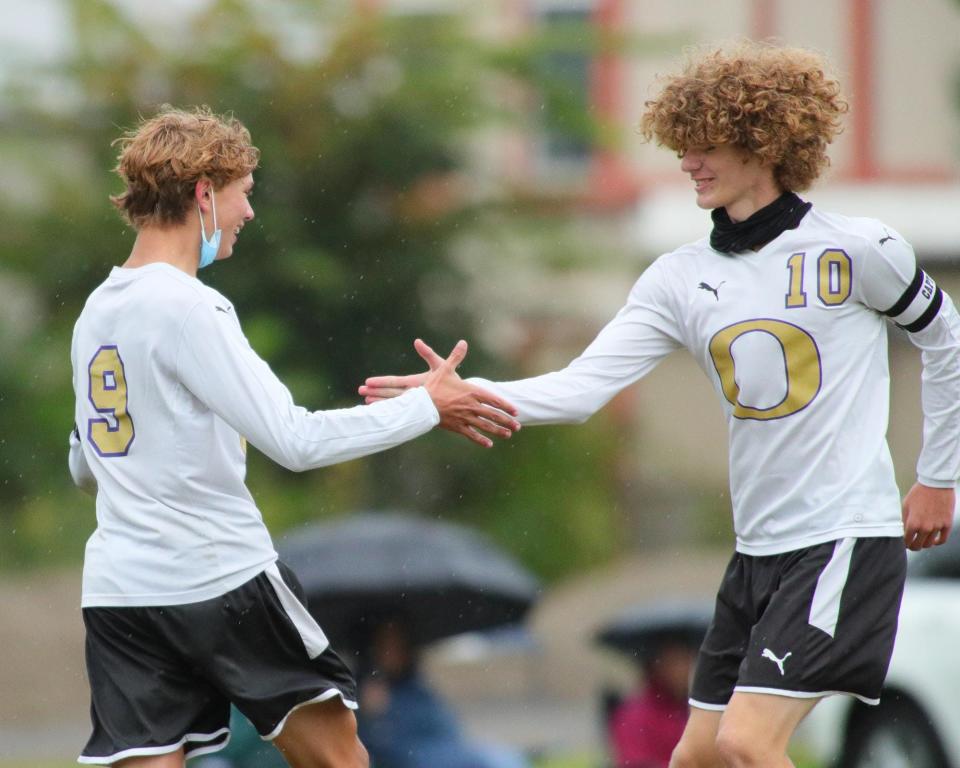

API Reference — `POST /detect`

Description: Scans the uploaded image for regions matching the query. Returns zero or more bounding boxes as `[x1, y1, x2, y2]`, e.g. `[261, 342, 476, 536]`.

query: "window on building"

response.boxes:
[534, 2, 596, 180]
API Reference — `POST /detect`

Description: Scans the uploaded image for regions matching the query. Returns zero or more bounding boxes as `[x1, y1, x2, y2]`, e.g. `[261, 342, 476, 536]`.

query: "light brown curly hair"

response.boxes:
[639, 41, 848, 192]
[110, 105, 260, 229]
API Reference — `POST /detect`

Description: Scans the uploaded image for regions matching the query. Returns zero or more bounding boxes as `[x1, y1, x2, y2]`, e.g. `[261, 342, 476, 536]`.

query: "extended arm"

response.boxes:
[361, 261, 684, 426]
[177, 304, 518, 470]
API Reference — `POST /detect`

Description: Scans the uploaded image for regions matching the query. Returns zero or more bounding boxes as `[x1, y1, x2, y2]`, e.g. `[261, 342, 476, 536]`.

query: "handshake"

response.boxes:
[359, 338, 520, 449]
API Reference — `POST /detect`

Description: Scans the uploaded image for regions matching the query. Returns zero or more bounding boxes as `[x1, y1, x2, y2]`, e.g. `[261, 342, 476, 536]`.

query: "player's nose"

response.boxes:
[680, 151, 703, 172]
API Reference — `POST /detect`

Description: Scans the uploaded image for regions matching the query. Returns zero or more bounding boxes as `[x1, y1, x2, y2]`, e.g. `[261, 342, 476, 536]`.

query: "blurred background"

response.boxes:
[1, 1, 959, 766]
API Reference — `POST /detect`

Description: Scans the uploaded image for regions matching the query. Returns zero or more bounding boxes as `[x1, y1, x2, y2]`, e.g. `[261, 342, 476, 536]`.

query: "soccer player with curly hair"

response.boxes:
[361, 42, 960, 767]
[68, 105, 519, 768]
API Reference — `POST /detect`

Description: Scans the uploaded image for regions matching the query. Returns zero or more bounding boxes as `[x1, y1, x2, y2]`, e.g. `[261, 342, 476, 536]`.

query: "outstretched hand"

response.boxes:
[360, 338, 442, 403]
[361, 339, 520, 448]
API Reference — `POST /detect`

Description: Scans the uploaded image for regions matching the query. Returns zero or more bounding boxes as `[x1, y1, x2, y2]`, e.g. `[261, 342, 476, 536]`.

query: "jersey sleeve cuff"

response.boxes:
[917, 475, 957, 489]
[407, 385, 440, 426]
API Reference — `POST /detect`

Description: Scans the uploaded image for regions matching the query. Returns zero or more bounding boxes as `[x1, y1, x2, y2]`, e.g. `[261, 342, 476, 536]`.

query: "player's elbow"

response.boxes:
[268, 438, 332, 473]
[285, 459, 316, 473]
[68, 457, 97, 496]
[271, 446, 314, 473]
[68, 432, 97, 495]
[525, 409, 593, 426]
[569, 410, 593, 425]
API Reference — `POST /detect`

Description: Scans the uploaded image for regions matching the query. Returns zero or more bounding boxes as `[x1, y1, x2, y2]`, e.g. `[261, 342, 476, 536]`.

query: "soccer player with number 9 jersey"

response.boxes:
[68, 106, 519, 768]
[360, 42, 960, 767]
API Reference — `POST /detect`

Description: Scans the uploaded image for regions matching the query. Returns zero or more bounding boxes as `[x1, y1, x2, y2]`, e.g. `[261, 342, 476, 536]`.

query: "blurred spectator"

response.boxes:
[357, 617, 530, 768]
[607, 635, 699, 768]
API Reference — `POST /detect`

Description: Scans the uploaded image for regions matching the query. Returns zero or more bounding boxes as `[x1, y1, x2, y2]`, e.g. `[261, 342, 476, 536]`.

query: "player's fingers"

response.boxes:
[363, 376, 412, 389]
[459, 415, 514, 441]
[473, 388, 519, 418]
[904, 520, 921, 548]
[906, 527, 938, 550]
[919, 527, 948, 549]
[359, 385, 407, 399]
[903, 519, 918, 549]
[481, 422, 514, 440]
[361, 377, 392, 388]
[472, 404, 520, 433]
[456, 424, 493, 448]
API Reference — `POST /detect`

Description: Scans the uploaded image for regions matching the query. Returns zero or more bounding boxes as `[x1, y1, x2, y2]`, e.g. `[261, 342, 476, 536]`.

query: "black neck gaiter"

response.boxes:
[710, 192, 812, 254]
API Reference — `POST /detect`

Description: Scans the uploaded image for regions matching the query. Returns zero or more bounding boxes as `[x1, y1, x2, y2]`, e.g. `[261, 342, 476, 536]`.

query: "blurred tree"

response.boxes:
[0, 0, 633, 579]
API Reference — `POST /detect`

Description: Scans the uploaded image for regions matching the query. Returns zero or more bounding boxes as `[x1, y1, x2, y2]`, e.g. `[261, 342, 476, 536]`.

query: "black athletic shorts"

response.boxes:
[79, 561, 356, 765]
[690, 536, 906, 709]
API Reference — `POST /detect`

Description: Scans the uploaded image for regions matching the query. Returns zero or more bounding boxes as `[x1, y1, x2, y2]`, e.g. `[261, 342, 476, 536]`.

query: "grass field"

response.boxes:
[0, 762, 73, 768]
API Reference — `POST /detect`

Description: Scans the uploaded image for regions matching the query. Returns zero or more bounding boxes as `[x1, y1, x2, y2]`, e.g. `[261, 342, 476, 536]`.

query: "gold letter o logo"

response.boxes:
[708, 319, 821, 420]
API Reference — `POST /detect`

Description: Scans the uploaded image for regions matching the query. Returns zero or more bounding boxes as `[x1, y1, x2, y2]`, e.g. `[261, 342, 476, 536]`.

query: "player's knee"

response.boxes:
[715, 726, 768, 768]
[351, 740, 370, 768]
[668, 741, 697, 768]
[327, 733, 368, 768]
[297, 740, 367, 768]
[669, 740, 715, 768]
[330, 733, 368, 768]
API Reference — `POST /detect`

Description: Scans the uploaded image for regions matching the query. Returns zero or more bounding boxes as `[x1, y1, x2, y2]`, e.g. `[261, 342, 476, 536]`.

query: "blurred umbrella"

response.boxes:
[595, 599, 714, 663]
[276, 511, 540, 647]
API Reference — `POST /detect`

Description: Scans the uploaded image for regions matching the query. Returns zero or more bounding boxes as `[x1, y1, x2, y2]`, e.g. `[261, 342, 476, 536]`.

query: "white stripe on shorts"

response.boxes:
[77, 727, 230, 765]
[688, 698, 727, 712]
[735, 685, 879, 706]
[265, 563, 330, 659]
[808, 537, 855, 638]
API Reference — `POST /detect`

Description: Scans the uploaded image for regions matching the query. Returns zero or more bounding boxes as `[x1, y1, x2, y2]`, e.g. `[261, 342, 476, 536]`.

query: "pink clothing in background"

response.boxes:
[609, 679, 689, 768]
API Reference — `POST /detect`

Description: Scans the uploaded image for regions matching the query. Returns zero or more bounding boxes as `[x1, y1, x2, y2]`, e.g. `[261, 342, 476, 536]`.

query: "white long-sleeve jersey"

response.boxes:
[70, 263, 439, 607]
[473, 209, 960, 555]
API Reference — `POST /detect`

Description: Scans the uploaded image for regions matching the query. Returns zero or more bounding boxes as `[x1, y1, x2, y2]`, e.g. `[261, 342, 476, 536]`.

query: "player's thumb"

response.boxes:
[414, 338, 445, 371]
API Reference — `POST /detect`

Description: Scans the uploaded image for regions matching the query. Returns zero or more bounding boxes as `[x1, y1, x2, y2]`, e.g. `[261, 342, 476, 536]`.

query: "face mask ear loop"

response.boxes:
[209, 190, 218, 234]
[198, 187, 217, 240]
[196, 185, 221, 270]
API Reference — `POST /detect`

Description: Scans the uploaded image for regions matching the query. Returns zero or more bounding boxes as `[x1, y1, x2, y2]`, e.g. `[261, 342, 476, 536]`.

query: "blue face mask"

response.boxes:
[197, 191, 221, 270]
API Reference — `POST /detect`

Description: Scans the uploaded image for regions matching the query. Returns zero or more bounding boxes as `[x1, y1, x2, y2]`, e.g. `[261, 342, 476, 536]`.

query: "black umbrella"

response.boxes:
[595, 599, 714, 664]
[276, 511, 540, 647]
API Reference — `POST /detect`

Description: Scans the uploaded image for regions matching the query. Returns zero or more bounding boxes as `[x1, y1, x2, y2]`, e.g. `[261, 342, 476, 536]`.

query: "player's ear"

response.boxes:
[194, 179, 212, 206]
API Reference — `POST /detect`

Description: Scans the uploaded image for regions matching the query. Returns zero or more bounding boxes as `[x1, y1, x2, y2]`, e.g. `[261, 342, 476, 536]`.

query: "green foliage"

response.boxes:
[0, 0, 633, 580]
[532, 755, 598, 768]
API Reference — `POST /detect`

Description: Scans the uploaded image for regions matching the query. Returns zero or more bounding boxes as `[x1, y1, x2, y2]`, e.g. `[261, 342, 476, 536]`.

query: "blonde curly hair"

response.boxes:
[110, 105, 260, 229]
[639, 41, 848, 192]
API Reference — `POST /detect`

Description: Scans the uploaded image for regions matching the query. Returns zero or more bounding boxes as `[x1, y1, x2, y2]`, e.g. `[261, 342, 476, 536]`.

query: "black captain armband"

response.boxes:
[882, 266, 943, 333]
